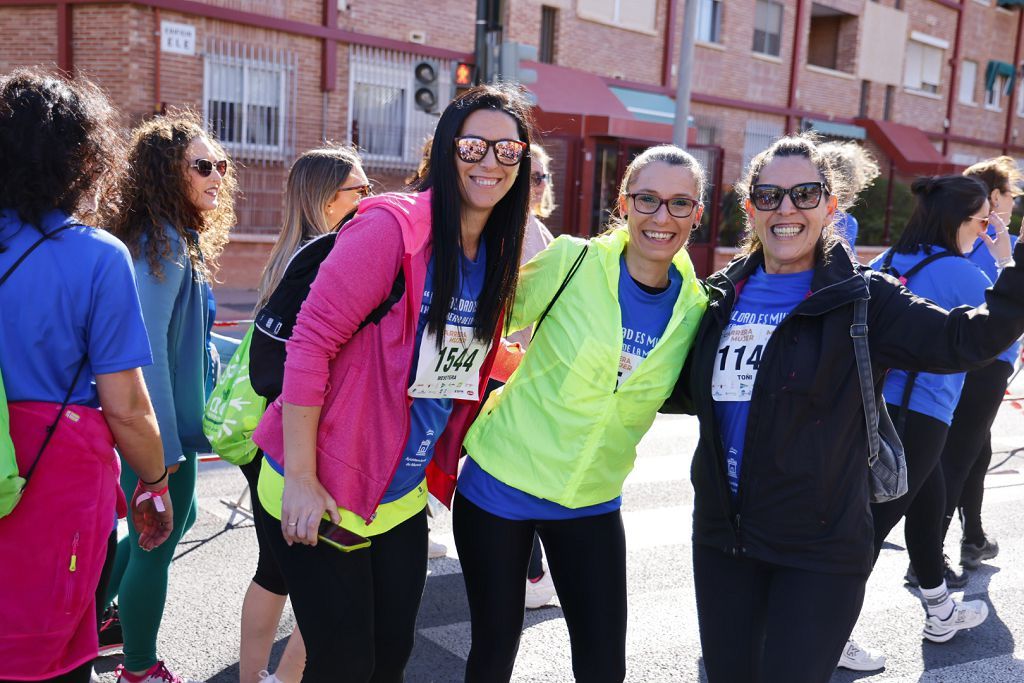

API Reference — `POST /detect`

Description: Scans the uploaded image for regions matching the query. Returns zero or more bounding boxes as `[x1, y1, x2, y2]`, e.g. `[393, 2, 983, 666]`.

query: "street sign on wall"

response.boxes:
[161, 21, 196, 56]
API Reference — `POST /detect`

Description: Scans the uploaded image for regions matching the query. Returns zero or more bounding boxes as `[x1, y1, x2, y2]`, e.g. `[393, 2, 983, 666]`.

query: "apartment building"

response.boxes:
[0, 0, 1021, 281]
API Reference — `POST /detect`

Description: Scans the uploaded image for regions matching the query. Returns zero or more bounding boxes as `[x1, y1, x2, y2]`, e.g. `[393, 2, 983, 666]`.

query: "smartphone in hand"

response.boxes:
[317, 518, 371, 552]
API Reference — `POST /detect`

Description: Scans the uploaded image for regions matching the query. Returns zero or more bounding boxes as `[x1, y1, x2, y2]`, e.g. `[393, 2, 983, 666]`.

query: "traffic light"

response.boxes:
[453, 62, 477, 98]
[498, 42, 538, 85]
[413, 60, 440, 113]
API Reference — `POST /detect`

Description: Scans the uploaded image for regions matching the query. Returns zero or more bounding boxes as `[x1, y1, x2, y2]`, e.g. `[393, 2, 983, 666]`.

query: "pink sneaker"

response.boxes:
[114, 661, 201, 683]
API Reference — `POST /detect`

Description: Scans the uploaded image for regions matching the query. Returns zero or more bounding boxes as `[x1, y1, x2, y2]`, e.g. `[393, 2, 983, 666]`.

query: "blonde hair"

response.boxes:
[817, 141, 880, 211]
[255, 145, 363, 309]
[964, 155, 1024, 197]
[530, 143, 556, 218]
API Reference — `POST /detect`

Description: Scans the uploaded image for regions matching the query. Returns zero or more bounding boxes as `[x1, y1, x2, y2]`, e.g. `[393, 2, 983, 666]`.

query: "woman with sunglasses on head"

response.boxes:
[672, 135, 1024, 683]
[236, 145, 368, 683]
[935, 157, 1023, 576]
[104, 112, 236, 683]
[251, 84, 531, 682]
[455, 145, 709, 682]
[0, 68, 172, 683]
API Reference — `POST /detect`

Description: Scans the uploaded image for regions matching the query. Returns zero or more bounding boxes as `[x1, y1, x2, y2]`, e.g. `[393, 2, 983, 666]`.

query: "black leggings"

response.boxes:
[693, 544, 867, 683]
[870, 407, 949, 588]
[453, 492, 627, 683]
[0, 662, 93, 683]
[940, 360, 1012, 544]
[239, 457, 289, 596]
[263, 505, 428, 683]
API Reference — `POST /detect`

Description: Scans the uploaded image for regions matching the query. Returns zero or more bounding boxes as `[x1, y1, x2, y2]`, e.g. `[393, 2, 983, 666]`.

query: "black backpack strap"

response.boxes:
[358, 271, 406, 331]
[532, 243, 589, 340]
[21, 356, 89, 486]
[0, 224, 74, 287]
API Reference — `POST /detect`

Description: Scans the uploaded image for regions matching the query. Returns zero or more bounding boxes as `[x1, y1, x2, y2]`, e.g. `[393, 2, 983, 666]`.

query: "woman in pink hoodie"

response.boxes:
[252, 84, 534, 682]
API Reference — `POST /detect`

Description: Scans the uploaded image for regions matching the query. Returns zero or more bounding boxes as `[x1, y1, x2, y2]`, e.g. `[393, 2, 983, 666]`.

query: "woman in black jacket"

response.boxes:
[674, 135, 1024, 683]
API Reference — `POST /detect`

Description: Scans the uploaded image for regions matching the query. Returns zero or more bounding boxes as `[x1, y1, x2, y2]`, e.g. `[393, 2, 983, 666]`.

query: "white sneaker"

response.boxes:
[525, 570, 556, 609]
[257, 672, 283, 683]
[836, 639, 886, 671]
[428, 536, 448, 559]
[923, 599, 989, 643]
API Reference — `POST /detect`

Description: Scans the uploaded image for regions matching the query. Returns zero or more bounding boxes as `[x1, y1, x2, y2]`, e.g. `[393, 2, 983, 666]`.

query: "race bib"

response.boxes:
[617, 349, 643, 387]
[711, 323, 773, 402]
[408, 324, 490, 400]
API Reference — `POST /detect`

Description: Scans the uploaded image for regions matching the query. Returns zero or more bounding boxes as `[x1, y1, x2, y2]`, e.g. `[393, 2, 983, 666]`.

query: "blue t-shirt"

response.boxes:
[381, 244, 488, 503]
[968, 227, 1019, 367]
[835, 211, 859, 252]
[712, 266, 812, 497]
[0, 209, 152, 407]
[871, 247, 991, 425]
[457, 259, 681, 520]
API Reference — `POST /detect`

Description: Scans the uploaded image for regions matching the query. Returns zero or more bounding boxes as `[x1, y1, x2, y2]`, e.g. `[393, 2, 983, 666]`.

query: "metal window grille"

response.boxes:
[349, 45, 454, 173]
[203, 38, 297, 163]
[742, 119, 784, 170]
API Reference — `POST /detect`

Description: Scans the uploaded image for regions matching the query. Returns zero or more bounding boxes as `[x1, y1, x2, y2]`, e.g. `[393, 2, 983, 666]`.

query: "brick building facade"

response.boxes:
[1, 0, 1022, 283]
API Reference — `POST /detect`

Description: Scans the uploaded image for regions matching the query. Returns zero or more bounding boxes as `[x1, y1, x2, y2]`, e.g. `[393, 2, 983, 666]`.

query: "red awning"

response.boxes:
[529, 61, 632, 118]
[856, 118, 957, 175]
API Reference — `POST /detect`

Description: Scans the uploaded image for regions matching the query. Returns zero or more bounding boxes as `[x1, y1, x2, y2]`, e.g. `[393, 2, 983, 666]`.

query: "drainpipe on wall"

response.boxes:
[883, 160, 895, 244]
[941, 0, 965, 157]
[1003, 7, 1024, 155]
[154, 8, 162, 113]
[321, 0, 337, 92]
[662, 0, 678, 88]
[57, 1, 72, 74]
[785, 0, 806, 134]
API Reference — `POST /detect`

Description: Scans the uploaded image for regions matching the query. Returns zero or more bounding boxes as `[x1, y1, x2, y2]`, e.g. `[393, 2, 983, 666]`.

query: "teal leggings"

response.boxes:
[104, 452, 198, 671]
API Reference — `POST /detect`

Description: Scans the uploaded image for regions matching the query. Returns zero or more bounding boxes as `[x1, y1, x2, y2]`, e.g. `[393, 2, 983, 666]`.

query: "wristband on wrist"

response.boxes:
[997, 257, 1014, 269]
[134, 481, 168, 512]
[140, 466, 168, 486]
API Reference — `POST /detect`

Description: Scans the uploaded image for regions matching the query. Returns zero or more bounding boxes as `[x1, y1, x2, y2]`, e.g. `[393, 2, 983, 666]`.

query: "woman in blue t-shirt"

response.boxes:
[0, 69, 171, 683]
[103, 113, 237, 683]
[862, 175, 1003, 652]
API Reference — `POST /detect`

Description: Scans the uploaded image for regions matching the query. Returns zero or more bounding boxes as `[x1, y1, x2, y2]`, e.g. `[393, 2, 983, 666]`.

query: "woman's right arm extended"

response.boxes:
[95, 368, 173, 551]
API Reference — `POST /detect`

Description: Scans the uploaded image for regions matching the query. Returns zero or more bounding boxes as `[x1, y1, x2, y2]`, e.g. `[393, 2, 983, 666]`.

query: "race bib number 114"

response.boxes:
[710, 323, 773, 402]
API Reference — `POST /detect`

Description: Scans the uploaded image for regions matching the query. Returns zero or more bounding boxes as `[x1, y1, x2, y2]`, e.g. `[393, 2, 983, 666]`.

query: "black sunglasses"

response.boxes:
[190, 158, 229, 177]
[750, 182, 828, 211]
[530, 172, 550, 186]
[627, 193, 700, 218]
[454, 136, 528, 166]
[339, 183, 371, 198]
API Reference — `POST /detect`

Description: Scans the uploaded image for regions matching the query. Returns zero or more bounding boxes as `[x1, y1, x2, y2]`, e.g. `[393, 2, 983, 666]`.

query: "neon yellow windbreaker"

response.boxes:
[463, 228, 708, 508]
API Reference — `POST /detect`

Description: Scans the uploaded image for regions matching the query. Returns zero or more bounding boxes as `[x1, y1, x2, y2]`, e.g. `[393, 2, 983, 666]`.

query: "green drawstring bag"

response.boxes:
[203, 326, 266, 466]
[0, 367, 26, 518]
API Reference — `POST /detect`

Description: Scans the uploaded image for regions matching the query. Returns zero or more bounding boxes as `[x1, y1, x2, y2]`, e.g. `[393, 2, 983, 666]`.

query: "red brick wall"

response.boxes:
[0, 7, 57, 73]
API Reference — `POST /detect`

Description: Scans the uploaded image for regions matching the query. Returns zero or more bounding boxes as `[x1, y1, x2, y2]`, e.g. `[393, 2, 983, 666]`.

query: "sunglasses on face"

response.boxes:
[340, 183, 372, 198]
[190, 158, 229, 177]
[750, 182, 828, 211]
[530, 172, 550, 186]
[627, 193, 700, 219]
[454, 136, 528, 166]
[968, 214, 991, 225]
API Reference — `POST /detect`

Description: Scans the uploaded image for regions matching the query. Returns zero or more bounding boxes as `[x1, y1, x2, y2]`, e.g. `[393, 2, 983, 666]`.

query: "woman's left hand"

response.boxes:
[979, 211, 1012, 265]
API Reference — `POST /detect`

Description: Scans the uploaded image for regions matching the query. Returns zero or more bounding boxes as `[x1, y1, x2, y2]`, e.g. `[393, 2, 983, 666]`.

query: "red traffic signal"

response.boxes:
[454, 62, 476, 88]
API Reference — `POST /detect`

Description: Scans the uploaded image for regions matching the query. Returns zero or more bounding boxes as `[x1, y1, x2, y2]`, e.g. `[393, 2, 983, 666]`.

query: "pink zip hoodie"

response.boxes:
[252, 190, 502, 522]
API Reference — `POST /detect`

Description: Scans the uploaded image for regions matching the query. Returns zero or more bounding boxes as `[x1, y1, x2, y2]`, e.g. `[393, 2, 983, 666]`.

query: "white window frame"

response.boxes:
[577, 0, 657, 33]
[959, 60, 978, 105]
[697, 0, 723, 44]
[752, 0, 784, 57]
[903, 37, 944, 95]
[1017, 80, 1024, 117]
[986, 74, 1008, 111]
[203, 40, 295, 161]
[348, 46, 453, 171]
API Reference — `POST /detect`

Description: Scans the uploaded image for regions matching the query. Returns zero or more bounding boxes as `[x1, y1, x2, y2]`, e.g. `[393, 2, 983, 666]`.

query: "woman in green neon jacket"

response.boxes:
[454, 145, 709, 683]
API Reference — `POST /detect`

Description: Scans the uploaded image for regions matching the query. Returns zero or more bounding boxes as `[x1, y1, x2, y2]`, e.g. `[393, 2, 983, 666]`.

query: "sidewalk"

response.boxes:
[212, 286, 257, 339]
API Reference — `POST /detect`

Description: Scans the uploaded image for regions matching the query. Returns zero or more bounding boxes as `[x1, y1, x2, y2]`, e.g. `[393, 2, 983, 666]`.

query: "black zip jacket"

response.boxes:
[672, 240, 1024, 575]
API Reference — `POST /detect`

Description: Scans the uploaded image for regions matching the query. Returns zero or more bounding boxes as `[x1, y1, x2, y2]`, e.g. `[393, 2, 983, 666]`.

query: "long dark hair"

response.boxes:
[417, 84, 533, 345]
[894, 175, 988, 256]
[0, 68, 124, 241]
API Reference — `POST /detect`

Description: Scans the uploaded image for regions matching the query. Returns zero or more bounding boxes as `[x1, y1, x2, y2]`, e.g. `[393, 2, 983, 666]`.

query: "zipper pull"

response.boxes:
[69, 532, 80, 572]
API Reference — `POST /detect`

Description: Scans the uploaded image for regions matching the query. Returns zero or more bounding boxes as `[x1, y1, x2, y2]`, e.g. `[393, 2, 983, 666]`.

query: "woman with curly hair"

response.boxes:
[817, 141, 879, 251]
[0, 69, 171, 683]
[103, 112, 236, 683]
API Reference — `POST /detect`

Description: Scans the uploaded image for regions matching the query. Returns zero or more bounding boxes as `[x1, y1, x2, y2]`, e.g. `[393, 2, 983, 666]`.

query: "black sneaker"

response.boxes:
[98, 604, 123, 655]
[960, 536, 999, 570]
[904, 557, 968, 589]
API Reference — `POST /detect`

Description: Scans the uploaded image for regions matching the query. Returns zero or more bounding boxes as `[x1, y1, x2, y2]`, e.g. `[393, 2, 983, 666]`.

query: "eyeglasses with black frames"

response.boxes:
[627, 193, 701, 218]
